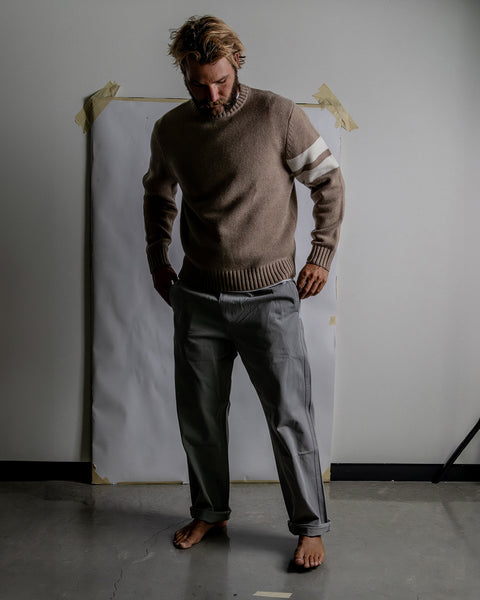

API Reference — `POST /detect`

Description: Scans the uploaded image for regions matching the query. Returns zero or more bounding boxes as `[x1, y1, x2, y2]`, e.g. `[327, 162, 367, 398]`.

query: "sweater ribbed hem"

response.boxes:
[179, 257, 296, 292]
[307, 245, 335, 271]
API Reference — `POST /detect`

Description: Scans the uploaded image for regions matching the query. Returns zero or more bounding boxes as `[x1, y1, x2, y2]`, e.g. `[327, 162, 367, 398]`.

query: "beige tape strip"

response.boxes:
[118, 480, 183, 485]
[75, 80, 120, 133]
[112, 96, 186, 104]
[254, 593, 292, 599]
[232, 473, 331, 482]
[77, 85, 355, 132]
[313, 83, 358, 131]
[323, 466, 331, 482]
[91, 464, 111, 485]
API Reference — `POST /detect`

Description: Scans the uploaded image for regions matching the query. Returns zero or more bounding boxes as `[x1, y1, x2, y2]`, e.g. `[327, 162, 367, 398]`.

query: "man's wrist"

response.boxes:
[306, 246, 334, 271]
[147, 244, 171, 273]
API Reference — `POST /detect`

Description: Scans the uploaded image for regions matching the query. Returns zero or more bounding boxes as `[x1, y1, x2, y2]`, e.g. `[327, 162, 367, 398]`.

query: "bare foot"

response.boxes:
[173, 519, 228, 549]
[294, 535, 325, 569]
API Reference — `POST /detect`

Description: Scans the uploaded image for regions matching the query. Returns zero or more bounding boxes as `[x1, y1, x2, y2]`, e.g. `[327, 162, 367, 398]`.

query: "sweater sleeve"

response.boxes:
[142, 119, 179, 273]
[285, 104, 345, 270]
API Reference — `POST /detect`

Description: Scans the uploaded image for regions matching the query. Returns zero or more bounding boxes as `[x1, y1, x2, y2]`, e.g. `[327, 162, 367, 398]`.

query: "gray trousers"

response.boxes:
[170, 279, 330, 537]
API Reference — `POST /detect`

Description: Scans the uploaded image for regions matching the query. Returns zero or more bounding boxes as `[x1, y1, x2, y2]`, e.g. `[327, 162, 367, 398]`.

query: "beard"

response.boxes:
[187, 70, 240, 118]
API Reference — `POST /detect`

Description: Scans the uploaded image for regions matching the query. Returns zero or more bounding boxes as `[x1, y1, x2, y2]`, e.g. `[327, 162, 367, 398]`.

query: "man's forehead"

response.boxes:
[185, 57, 233, 82]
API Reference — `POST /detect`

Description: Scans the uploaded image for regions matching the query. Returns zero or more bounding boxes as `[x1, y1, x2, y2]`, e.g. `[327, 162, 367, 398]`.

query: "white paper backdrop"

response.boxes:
[91, 98, 341, 483]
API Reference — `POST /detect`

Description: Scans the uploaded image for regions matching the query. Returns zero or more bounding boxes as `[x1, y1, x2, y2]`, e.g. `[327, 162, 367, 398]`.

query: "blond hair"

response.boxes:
[169, 15, 245, 72]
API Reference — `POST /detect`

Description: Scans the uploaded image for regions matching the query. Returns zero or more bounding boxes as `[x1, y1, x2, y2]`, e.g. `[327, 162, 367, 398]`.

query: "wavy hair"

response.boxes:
[169, 15, 246, 73]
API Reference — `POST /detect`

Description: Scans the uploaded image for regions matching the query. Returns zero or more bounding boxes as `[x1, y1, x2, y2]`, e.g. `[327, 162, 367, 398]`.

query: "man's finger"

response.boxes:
[299, 278, 314, 299]
[300, 276, 327, 298]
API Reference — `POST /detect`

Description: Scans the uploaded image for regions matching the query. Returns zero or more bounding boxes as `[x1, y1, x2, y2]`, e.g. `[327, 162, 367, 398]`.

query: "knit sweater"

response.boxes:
[143, 84, 344, 292]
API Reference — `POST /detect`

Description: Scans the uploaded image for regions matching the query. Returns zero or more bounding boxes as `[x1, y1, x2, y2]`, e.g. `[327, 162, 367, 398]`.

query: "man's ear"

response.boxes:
[233, 52, 240, 68]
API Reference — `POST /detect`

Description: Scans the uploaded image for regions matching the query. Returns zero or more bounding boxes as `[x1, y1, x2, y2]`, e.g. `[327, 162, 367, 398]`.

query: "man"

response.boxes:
[143, 15, 344, 570]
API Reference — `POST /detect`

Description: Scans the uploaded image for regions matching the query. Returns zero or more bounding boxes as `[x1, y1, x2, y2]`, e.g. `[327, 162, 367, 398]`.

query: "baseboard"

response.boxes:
[0, 462, 91, 483]
[2, 462, 479, 484]
[330, 463, 480, 482]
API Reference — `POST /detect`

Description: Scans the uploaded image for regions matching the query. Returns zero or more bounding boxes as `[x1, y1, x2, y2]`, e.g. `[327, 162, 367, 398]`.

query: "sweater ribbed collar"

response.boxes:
[196, 84, 250, 121]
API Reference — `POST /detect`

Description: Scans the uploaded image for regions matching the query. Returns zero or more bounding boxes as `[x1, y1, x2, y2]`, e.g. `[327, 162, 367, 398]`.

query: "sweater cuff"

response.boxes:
[146, 242, 170, 273]
[306, 245, 334, 270]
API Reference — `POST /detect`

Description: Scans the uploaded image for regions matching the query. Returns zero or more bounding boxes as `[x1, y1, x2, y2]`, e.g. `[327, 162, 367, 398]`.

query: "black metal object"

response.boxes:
[432, 417, 480, 484]
[330, 463, 480, 481]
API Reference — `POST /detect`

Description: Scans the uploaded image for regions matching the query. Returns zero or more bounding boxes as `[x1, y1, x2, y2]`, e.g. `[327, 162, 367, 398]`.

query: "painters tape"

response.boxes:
[254, 593, 292, 599]
[112, 96, 187, 103]
[75, 80, 120, 133]
[313, 83, 358, 131]
[323, 466, 331, 482]
[91, 464, 111, 485]
[76, 81, 356, 134]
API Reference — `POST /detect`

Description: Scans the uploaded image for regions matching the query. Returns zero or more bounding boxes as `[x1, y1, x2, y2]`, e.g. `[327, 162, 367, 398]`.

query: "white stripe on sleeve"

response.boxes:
[295, 154, 340, 185]
[286, 136, 329, 172]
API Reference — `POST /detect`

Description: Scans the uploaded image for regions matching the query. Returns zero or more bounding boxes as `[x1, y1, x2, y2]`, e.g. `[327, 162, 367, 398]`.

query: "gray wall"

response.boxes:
[1, 0, 479, 465]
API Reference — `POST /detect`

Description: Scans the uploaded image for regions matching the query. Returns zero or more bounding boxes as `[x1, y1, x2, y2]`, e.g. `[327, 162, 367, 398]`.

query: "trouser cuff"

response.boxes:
[288, 520, 331, 536]
[190, 507, 231, 523]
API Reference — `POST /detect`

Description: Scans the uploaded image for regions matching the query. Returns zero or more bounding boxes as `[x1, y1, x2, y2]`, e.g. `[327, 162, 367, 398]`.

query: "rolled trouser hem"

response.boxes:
[288, 520, 331, 536]
[190, 508, 231, 523]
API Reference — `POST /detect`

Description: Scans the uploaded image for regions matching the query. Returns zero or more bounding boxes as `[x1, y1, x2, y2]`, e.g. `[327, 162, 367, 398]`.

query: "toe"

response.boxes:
[174, 527, 190, 545]
[174, 532, 193, 549]
[174, 530, 184, 542]
[294, 552, 305, 566]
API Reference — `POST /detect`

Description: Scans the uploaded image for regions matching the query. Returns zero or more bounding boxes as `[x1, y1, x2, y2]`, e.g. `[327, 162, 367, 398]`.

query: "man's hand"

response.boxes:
[296, 264, 329, 299]
[152, 265, 178, 305]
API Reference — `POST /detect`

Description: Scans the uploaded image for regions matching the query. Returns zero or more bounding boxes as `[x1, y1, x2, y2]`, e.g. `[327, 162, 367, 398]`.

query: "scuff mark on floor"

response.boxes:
[109, 568, 123, 600]
[132, 550, 155, 565]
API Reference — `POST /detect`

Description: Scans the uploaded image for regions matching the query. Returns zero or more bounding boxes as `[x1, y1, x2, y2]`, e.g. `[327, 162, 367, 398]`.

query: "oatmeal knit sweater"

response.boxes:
[143, 84, 344, 292]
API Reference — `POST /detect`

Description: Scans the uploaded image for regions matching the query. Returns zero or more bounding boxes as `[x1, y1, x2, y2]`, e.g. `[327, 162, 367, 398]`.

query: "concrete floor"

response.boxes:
[1, 481, 479, 600]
